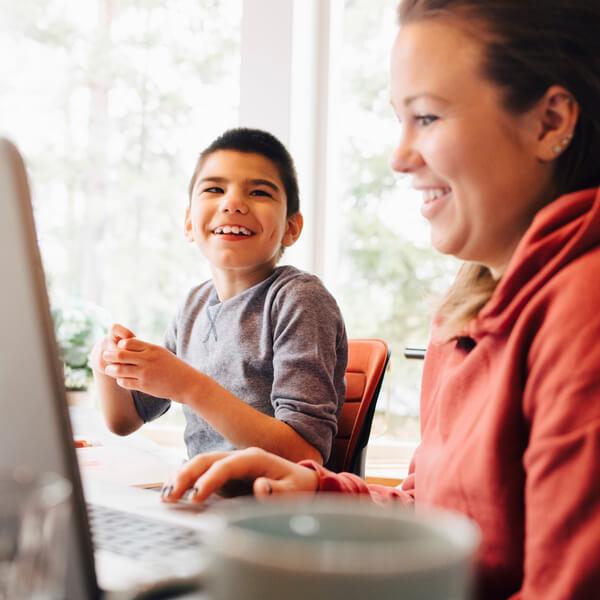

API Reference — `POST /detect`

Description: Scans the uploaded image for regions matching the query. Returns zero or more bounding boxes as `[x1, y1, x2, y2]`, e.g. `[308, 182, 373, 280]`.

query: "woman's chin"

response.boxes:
[430, 232, 460, 258]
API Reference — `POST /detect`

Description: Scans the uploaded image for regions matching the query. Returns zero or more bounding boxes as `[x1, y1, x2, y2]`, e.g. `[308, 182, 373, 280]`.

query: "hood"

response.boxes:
[469, 186, 600, 338]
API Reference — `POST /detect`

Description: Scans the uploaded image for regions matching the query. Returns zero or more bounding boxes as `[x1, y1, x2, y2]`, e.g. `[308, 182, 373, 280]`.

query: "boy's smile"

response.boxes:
[212, 224, 255, 239]
[185, 150, 303, 299]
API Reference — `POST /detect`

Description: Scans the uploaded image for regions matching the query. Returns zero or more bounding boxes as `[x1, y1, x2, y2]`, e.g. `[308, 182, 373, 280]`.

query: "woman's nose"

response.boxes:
[219, 191, 249, 214]
[390, 135, 424, 174]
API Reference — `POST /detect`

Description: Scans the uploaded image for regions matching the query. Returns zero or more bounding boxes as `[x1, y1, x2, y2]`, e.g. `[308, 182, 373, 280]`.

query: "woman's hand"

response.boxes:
[162, 447, 320, 504]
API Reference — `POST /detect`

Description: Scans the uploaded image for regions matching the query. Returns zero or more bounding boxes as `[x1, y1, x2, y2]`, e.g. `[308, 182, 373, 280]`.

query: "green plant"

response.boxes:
[51, 300, 108, 391]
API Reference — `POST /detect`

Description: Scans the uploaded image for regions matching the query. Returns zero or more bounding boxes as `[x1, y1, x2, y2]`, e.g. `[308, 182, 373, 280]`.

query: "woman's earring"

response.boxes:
[553, 133, 573, 155]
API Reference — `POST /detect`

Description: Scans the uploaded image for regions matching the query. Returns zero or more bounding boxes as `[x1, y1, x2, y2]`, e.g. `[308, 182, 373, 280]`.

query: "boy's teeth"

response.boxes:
[213, 226, 252, 236]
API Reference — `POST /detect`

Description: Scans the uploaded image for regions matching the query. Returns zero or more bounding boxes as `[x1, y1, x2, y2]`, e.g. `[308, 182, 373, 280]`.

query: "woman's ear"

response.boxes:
[282, 212, 304, 248]
[184, 207, 194, 242]
[533, 85, 579, 162]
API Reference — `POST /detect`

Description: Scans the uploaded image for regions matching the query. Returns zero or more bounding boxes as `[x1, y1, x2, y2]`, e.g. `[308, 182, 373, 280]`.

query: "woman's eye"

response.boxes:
[415, 114, 439, 127]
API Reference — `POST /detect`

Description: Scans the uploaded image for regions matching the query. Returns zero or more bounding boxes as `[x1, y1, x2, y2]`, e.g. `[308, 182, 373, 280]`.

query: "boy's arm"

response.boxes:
[103, 275, 345, 463]
[90, 324, 143, 436]
[102, 337, 322, 462]
[182, 376, 324, 463]
[103, 338, 323, 463]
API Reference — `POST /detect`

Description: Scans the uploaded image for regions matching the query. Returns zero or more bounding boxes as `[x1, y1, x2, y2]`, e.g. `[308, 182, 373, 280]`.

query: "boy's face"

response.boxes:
[185, 150, 302, 280]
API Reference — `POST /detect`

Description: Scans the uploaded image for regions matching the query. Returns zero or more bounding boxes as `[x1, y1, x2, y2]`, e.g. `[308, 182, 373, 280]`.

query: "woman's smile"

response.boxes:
[419, 187, 452, 220]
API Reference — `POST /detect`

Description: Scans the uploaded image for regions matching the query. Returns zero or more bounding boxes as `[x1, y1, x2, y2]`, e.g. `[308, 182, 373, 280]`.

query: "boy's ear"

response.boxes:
[184, 207, 194, 242]
[282, 212, 303, 248]
[532, 85, 579, 162]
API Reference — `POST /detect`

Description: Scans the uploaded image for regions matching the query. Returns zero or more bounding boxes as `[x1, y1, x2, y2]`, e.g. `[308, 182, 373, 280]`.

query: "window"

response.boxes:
[2, 1, 459, 465]
[327, 1, 458, 466]
[0, 1, 242, 427]
[0, 0, 242, 341]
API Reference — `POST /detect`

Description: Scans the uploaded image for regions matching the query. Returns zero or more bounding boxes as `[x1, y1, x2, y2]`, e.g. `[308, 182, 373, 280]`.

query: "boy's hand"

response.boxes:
[89, 323, 135, 374]
[101, 337, 197, 401]
[162, 447, 320, 504]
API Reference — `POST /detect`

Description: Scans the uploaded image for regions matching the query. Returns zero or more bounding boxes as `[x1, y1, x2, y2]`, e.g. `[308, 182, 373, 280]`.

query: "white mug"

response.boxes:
[197, 495, 479, 600]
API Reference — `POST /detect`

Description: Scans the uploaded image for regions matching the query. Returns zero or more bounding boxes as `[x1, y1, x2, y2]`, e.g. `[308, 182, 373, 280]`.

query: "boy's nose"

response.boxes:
[219, 192, 249, 214]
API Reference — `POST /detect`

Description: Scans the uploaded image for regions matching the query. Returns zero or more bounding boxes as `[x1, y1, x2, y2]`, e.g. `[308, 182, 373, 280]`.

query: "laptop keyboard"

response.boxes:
[87, 503, 203, 561]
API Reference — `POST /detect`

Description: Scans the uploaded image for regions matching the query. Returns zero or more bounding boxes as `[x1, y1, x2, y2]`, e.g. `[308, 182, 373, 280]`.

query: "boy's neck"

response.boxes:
[211, 263, 279, 302]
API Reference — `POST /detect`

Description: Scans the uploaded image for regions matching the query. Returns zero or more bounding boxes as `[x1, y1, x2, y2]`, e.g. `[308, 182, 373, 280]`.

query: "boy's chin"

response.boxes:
[209, 261, 279, 278]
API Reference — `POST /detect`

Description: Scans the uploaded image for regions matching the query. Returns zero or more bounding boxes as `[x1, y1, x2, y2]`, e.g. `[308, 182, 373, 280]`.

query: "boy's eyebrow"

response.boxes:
[197, 176, 281, 193]
[248, 178, 280, 192]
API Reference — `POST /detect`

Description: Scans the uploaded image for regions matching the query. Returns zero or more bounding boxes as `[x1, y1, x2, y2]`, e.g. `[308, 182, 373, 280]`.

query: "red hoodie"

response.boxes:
[301, 187, 600, 599]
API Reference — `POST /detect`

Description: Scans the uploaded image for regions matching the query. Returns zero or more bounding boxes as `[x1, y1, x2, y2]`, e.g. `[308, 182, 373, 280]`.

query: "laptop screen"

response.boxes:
[0, 139, 99, 599]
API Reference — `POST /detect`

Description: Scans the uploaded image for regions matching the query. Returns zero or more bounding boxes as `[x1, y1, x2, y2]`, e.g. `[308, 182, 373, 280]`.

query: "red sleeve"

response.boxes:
[298, 460, 415, 507]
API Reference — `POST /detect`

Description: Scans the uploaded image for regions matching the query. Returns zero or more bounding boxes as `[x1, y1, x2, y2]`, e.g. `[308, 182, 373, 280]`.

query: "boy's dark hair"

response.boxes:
[188, 127, 300, 216]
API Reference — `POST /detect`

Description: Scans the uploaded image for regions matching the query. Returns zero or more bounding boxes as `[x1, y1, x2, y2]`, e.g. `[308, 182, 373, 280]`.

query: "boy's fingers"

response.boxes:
[102, 348, 141, 365]
[111, 323, 136, 341]
[104, 364, 138, 378]
[118, 337, 149, 351]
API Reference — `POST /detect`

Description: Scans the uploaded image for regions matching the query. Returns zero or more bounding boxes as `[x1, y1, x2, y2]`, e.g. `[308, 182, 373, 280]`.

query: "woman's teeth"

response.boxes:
[423, 188, 451, 203]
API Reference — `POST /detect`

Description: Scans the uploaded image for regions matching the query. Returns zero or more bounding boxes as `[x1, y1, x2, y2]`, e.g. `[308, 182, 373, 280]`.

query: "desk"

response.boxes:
[70, 405, 185, 488]
[366, 475, 403, 487]
[71, 406, 415, 490]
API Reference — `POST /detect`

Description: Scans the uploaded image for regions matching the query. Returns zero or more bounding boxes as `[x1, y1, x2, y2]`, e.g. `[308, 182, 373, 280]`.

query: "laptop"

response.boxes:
[0, 139, 219, 598]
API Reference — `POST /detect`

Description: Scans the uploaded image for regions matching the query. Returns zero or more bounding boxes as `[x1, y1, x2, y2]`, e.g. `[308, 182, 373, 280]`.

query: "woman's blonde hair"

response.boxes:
[436, 264, 496, 340]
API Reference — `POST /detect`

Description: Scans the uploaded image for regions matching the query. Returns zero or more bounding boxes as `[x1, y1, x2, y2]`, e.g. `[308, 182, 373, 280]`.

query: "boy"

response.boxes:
[91, 128, 347, 464]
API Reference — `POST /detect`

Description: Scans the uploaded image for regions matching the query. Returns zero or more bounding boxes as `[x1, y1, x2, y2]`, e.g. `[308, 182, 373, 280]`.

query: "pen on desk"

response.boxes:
[74, 438, 101, 448]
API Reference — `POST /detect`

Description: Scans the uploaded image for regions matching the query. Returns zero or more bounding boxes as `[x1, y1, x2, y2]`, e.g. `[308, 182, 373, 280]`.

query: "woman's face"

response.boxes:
[390, 19, 554, 276]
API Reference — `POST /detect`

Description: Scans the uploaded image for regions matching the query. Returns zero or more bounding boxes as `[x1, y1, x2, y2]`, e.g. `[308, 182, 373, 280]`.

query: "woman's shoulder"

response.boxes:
[542, 245, 600, 314]
[526, 246, 600, 367]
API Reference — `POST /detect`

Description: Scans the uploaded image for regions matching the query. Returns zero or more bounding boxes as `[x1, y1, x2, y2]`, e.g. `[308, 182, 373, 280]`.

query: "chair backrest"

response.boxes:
[326, 339, 391, 476]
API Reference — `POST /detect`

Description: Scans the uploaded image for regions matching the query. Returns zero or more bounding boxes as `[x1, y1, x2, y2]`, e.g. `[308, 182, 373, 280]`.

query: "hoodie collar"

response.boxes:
[468, 186, 600, 338]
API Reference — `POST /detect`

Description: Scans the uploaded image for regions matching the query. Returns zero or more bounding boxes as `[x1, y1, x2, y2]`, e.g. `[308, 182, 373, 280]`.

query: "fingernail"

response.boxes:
[265, 481, 272, 495]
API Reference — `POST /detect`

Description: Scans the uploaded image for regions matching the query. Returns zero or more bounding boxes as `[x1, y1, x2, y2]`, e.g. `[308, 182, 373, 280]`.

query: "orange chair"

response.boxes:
[326, 339, 391, 476]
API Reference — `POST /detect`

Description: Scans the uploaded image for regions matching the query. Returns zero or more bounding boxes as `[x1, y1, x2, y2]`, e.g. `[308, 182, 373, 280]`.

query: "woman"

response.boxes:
[162, 1, 600, 597]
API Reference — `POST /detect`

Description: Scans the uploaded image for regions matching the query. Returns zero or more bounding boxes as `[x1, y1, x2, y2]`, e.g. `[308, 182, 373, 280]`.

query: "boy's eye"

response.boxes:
[201, 186, 224, 194]
[415, 114, 439, 127]
[250, 189, 272, 198]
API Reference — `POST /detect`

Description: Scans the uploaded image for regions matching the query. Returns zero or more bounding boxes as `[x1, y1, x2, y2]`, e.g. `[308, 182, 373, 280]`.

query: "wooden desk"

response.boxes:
[365, 475, 403, 487]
